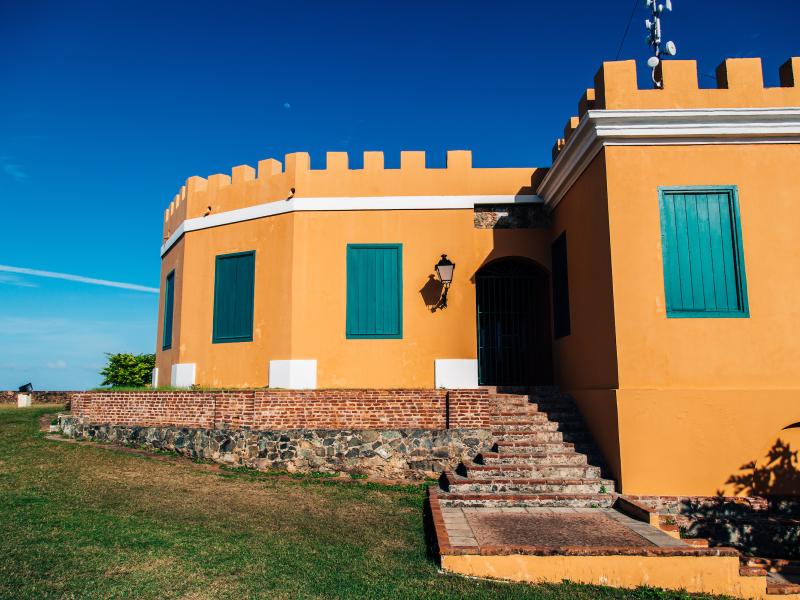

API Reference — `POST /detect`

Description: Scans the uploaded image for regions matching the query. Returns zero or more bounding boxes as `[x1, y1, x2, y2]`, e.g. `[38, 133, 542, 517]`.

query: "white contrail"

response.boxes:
[0, 265, 159, 293]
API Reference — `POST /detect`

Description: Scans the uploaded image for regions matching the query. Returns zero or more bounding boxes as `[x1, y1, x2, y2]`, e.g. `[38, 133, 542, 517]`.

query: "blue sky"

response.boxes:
[0, 1, 795, 389]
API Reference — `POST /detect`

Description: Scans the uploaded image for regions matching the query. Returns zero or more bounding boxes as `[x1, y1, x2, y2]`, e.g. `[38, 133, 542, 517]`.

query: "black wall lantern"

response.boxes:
[434, 254, 455, 310]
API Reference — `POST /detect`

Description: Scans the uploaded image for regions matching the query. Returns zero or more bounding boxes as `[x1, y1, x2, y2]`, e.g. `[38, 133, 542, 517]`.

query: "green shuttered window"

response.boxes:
[658, 186, 748, 318]
[346, 244, 403, 339]
[162, 270, 175, 350]
[212, 251, 255, 343]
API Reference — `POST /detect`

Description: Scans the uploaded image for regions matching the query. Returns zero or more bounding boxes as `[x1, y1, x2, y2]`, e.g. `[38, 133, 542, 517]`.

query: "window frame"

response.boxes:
[162, 269, 175, 350]
[658, 185, 749, 319]
[345, 243, 403, 340]
[212, 250, 256, 344]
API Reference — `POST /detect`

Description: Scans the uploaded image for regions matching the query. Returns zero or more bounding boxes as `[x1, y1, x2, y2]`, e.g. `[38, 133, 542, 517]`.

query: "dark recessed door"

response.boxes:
[476, 258, 552, 387]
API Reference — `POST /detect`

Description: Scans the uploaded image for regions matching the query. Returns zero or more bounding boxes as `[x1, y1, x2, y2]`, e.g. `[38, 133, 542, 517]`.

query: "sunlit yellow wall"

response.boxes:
[602, 143, 800, 495]
[548, 56, 800, 496]
[289, 210, 550, 388]
[155, 153, 551, 388]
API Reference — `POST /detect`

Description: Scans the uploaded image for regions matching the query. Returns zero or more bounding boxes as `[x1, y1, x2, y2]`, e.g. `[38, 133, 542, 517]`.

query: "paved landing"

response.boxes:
[440, 507, 688, 549]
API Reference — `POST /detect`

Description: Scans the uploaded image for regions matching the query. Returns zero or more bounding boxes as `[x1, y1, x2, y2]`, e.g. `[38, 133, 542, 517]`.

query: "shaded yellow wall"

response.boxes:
[549, 151, 618, 392]
[155, 237, 185, 384]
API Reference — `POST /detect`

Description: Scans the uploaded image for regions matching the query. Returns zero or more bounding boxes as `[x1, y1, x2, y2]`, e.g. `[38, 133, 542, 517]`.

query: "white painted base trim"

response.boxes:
[435, 359, 479, 389]
[170, 363, 196, 388]
[17, 393, 32, 407]
[269, 359, 317, 390]
[151, 368, 159, 388]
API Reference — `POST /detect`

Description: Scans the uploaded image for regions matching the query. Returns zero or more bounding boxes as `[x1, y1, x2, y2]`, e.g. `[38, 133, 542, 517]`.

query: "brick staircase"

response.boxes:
[439, 387, 616, 508]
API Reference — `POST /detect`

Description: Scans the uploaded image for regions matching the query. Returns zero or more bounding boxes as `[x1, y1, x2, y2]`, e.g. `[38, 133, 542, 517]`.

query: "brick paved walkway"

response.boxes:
[440, 507, 688, 549]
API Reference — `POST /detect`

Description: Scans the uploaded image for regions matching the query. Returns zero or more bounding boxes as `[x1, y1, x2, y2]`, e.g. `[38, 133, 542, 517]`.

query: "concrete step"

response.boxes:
[477, 451, 588, 466]
[442, 471, 614, 494]
[438, 492, 617, 509]
[464, 463, 603, 479]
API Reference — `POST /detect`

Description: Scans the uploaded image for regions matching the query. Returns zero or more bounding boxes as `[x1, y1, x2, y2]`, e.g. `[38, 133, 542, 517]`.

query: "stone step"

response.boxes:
[464, 463, 602, 479]
[490, 412, 551, 422]
[492, 398, 531, 408]
[442, 471, 614, 494]
[490, 422, 560, 433]
[492, 430, 564, 442]
[494, 440, 576, 453]
[477, 451, 589, 466]
[438, 492, 616, 509]
[491, 393, 530, 401]
[492, 405, 547, 419]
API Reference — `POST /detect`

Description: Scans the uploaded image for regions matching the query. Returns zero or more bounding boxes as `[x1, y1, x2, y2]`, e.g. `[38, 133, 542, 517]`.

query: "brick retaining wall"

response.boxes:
[68, 389, 494, 431]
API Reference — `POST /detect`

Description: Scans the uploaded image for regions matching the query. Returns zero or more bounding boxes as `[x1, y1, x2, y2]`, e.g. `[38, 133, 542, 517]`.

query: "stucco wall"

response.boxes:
[158, 207, 552, 389]
[601, 143, 800, 495]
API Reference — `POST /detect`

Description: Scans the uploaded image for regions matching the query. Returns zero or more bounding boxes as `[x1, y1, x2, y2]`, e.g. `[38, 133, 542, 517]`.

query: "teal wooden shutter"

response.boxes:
[162, 270, 175, 350]
[346, 244, 402, 339]
[213, 251, 255, 343]
[659, 187, 748, 318]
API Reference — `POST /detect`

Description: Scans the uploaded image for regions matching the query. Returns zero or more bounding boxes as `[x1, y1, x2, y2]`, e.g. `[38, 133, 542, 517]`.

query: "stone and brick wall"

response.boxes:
[58, 416, 492, 480]
[1, 390, 75, 406]
[68, 388, 494, 431]
[61, 389, 496, 478]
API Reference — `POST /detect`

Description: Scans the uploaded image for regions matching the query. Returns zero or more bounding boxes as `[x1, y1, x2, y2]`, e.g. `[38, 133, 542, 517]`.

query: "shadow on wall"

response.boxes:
[419, 275, 444, 312]
[725, 427, 800, 497]
[679, 428, 800, 558]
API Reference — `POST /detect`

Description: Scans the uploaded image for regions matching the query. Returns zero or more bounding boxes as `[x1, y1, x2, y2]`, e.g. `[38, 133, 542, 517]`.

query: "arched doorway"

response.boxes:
[475, 257, 553, 386]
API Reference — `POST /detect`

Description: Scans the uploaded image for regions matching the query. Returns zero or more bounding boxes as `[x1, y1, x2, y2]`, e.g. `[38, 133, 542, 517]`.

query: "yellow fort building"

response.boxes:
[154, 56, 800, 499]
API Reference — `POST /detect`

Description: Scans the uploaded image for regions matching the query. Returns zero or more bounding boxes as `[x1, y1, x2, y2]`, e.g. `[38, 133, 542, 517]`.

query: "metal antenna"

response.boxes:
[644, 0, 677, 88]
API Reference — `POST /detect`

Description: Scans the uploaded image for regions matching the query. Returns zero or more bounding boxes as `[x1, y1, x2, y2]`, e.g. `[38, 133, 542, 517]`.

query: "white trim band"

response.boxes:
[537, 107, 800, 209]
[161, 194, 541, 256]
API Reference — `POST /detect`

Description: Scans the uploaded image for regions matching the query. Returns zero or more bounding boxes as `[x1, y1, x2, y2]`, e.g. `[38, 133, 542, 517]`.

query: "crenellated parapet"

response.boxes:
[538, 56, 800, 208]
[594, 57, 800, 110]
[162, 150, 542, 241]
[551, 57, 800, 160]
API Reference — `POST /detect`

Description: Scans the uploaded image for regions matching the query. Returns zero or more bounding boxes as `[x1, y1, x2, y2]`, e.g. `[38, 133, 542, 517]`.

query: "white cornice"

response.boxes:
[537, 107, 800, 209]
[160, 194, 542, 256]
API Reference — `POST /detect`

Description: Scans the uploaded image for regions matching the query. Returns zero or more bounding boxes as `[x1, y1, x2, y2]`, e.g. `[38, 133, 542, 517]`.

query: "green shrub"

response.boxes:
[99, 353, 156, 388]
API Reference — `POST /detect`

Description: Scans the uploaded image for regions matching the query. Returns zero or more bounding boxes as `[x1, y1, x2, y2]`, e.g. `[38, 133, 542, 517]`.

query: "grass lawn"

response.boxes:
[0, 405, 716, 599]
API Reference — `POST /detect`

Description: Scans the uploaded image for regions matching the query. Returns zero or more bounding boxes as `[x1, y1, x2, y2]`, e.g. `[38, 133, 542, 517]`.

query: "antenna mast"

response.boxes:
[645, 0, 677, 88]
